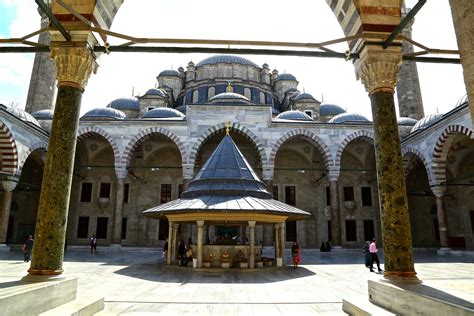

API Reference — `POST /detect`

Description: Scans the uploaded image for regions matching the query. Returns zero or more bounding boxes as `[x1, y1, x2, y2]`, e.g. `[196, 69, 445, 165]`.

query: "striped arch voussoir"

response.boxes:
[334, 130, 374, 169]
[432, 124, 474, 184]
[402, 147, 433, 184]
[17, 142, 48, 176]
[269, 129, 332, 168]
[188, 122, 267, 165]
[0, 122, 18, 175]
[77, 126, 122, 166]
[122, 127, 187, 166]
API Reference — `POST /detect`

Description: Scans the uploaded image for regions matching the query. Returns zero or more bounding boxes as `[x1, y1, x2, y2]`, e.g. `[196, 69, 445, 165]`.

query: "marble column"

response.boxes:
[450, 0, 474, 125]
[249, 221, 256, 269]
[111, 176, 126, 245]
[432, 186, 450, 248]
[0, 179, 18, 244]
[173, 223, 179, 264]
[328, 168, 342, 246]
[279, 223, 285, 265]
[355, 45, 418, 283]
[197, 220, 204, 268]
[274, 224, 280, 259]
[167, 222, 174, 265]
[28, 45, 98, 276]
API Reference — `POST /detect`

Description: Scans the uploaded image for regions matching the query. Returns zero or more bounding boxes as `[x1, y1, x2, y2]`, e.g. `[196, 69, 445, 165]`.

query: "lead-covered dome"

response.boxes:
[158, 69, 180, 77]
[398, 117, 418, 126]
[278, 73, 297, 81]
[329, 113, 370, 124]
[32, 109, 54, 120]
[196, 55, 259, 68]
[107, 97, 140, 111]
[275, 110, 313, 121]
[208, 92, 253, 105]
[294, 92, 316, 101]
[320, 103, 346, 116]
[6, 106, 40, 126]
[82, 108, 126, 120]
[143, 107, 185, 119]
[410, 113, 443, 133]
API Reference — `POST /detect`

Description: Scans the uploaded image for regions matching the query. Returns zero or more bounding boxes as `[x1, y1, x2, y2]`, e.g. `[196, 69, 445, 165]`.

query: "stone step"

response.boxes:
[39, 295, 104, 316]
[342, 295, 396, 316]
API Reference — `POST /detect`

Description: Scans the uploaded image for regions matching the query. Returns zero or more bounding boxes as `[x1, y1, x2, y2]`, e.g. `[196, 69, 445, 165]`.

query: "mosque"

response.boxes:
[1, 48, 472, 252]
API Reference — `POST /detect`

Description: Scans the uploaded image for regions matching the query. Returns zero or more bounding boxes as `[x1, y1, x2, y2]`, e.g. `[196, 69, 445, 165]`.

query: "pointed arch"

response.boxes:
[402, 146, 433, 184]
[268, 129, 332, 169]
[122, 127, 187, 167]
[77, 126, 122, 167]
[188, 122, 267, 165]
[334, 130, 374, 169]
[432, 124, 474, 185]
[18, 141, 48, 176]
[0, 122, 19, 175]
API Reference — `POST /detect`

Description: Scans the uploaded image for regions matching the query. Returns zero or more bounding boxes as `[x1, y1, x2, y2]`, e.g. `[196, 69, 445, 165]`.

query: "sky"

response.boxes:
[0, 0, 467, 120]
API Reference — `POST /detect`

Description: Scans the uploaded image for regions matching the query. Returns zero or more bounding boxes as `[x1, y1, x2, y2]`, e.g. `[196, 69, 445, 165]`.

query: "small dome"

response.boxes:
[6, 106, 40, 126]
[82, 108, 126, 120]
[398, 117, 418, 126]
[32, 109, 54, 120]
[107, 97, 139, 111]
[275, 110, 313, 121]
[410, 113, 443, 133]
[144, 88, 168, 97]
[196, 55, 259, 68]
[158, 69, 180, 77]
[175, 105, 187, 114]
[320, 103, 346, 116]
[208, 92, 253, 105]
[294, 92, 316, 101]
[143, 107, 185, 119]
[278, 73, 297, 81]
[329, 113, 370, 124]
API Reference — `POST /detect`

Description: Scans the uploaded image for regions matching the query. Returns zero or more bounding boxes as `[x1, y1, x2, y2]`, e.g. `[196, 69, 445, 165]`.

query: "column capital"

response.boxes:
[196, 220, 205, 227]
[354, 44, 402, 95]
[1, 178, 18, 192]
[248, 221, 256, 228]
[431, 185, 446, 197]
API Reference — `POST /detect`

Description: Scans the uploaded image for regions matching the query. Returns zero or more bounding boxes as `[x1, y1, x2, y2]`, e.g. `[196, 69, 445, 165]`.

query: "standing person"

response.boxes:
[369, 238, 383, 273]
[178, 240, 185, 265]
[183, 244, 193, 267]
[363, 241, 371, 268]
[163, 239, 169, 259]
[23, 235, 34, 262]
[291, 241, 301, 268]
[325, 240, 331, 252]
[90, 234, 97, 254]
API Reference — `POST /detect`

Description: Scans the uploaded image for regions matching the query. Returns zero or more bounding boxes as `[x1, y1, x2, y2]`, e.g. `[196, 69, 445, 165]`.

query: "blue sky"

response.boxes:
[0, 0, 467, 119]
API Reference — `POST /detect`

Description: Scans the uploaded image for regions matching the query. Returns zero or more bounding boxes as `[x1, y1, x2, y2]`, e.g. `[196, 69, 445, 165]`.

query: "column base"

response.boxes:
[26, 268, 64, 278]
[381, 271, 422, 284]
[276, 258, 283, 267]
[22, 273, 67, 283]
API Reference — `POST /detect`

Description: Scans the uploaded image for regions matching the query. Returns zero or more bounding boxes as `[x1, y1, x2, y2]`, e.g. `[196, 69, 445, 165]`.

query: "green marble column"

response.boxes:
[329, 180, 342, 246]
[249, 221, 256, 269]
[111, 177, 125, 245]
[370, 91, 417, 280]
[28, 86, 82, 275]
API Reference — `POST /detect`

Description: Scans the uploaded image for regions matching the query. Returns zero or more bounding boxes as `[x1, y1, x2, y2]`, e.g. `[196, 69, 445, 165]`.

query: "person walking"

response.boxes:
[23, 235, 34, 262]
[163, 239, 169, 259]
[291, 241, 301, 268]
[90, 234, 97, 254]
[369, 238, 383, 273]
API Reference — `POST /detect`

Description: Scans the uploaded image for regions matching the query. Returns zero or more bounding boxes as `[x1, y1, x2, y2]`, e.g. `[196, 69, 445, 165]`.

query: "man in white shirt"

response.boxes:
[369, 238, 383, 273]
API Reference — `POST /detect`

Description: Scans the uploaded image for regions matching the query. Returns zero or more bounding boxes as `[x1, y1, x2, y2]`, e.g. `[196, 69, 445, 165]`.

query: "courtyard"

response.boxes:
[1, 248, 473, 315]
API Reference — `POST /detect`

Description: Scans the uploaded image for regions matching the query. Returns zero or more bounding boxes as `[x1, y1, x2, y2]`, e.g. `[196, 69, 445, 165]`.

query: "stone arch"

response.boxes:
[432, 124, 474, 185]
[402, 146, 434, 184]
[188, 122, 268, 165]
[0, 122, 19, 175]
[122, 127, 187, 166]
[334, 130, 374, 169]
[269, 129, 332, 169]
[18, 142, 48, 176]
[77, 126, 122, 167]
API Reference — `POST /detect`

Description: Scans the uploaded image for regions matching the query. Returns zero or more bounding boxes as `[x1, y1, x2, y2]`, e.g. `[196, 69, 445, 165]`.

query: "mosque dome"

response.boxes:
[294, 92, 316, 101]
[196, 55, 259, 68]
[6, 106, 40, 126]
[328, 113, 370, 124]
[107, 97, 140, 111]
[397, 117, 418, 126]
[82, 108, 126, 120]
[319, 103, 346, 116]
[410, 113, 443, 133]
[208, 92, 252, 105]
[275, 110, 313, 121]
[158, 69, 180, 77]
[32, 109, 54, 120]
[143, 88, 168, 97]
[278, 73, 297, 81]
[142, 107, 185, 119]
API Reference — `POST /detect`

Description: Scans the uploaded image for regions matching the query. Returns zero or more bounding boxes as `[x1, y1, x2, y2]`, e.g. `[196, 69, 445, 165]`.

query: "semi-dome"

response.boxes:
[158, 69, 180, 77]
[275, 110, 313, 121]
[410, 113, 443, 133]
[208, 92, 253, 105]
[32, 109, 54, 120]
[329, 113, 370, 124]
[143, 107, 185, 119]
[398, 117, 418, 126]
[6, 106, 40, 126]
[82, 108, 126, 120]
[320, 103, 346, 116]
[278, 73, 297, 81]
[107, 97, 139, 111]
[196, 55, 259, 68]
[143, 88, 167, 97]
[294, 92, 316, 101]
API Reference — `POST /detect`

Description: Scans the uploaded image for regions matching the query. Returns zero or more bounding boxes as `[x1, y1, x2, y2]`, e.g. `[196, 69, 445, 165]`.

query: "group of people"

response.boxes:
[320, 241, 332, 252]
[163, 238, 194, 266]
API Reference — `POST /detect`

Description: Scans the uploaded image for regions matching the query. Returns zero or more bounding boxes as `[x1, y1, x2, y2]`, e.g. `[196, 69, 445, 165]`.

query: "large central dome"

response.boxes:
[196, 55, 259, 68]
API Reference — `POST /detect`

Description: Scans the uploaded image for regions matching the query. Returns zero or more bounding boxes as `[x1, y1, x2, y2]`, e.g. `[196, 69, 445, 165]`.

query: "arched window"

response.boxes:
[244, 88, 251, 100]
[259, 92, 265, 104]
[208, 87, 215, 99]
[192, 90, 199, 103]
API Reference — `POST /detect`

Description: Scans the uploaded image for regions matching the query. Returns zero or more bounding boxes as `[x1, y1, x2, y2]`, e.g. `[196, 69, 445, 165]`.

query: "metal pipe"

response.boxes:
[35, 0, 71, 41]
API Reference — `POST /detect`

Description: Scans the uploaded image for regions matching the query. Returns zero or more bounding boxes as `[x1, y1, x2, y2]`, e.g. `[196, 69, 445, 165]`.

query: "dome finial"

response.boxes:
[226, 80, 234, 93]
[225, 121, 231, 135]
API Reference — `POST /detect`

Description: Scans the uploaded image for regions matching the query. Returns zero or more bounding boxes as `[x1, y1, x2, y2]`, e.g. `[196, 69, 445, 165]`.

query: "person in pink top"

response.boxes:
[369, 238, 383, 273]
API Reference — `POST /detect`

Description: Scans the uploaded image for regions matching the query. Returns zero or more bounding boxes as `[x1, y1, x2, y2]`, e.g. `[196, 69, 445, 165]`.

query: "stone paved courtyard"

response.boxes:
[1, 248, 473, 315]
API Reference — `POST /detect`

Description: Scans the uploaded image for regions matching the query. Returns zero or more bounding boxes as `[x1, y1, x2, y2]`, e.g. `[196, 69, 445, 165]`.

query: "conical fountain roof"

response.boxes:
[182, 135, 272, 199]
